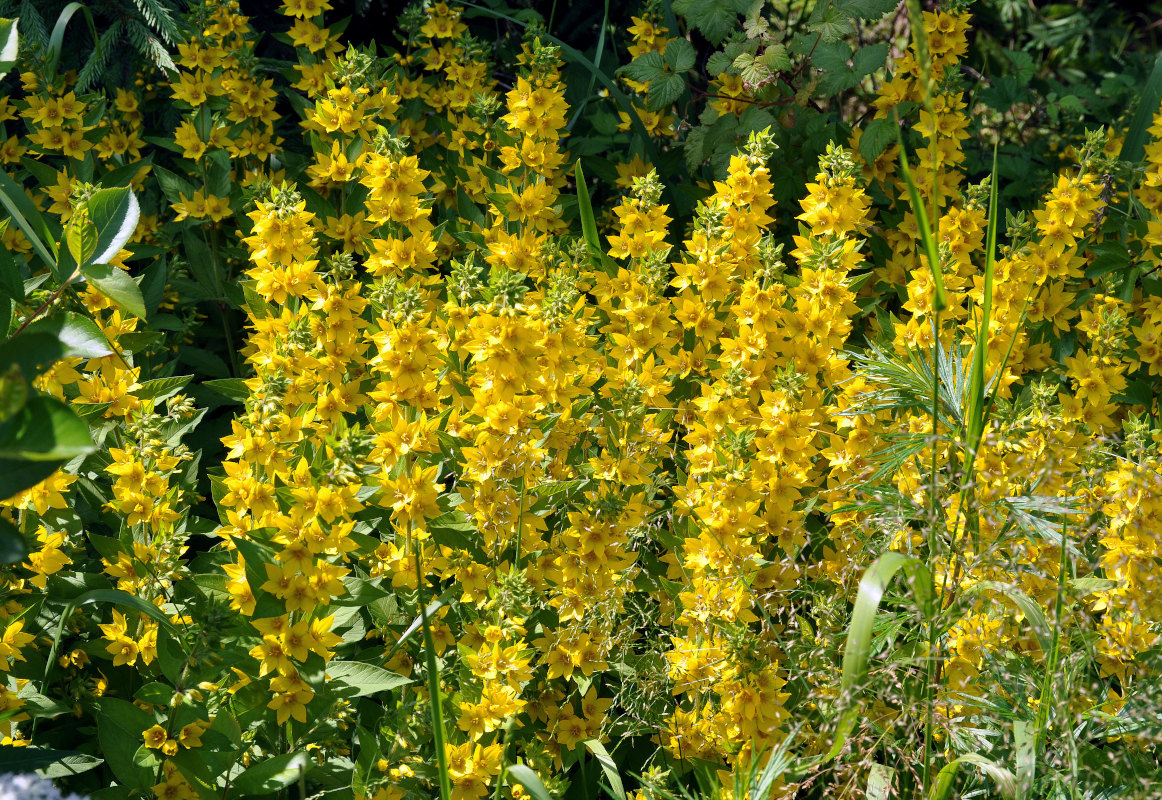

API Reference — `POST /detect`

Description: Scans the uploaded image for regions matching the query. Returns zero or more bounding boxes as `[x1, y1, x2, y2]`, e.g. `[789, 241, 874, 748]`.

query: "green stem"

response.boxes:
[412, 532, 452, 800]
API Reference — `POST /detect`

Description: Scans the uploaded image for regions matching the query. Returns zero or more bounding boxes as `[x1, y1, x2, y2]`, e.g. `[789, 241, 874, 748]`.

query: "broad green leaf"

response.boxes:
[583, 740, 627, 800]
[0, 222, 21, 301]
[853, 43, 889, 76]
[622, 50, 664, 83]
[1, 745, 90, 774]
[835, 0, 901, 20]
[504, 765, 553, 800]
[85, 186, 140, 266]
[95, 698, 156, 791]
[0, 362, 26, 421]
[133, 375, 193, 403]
[0, 169, 58, 268]
[231, 751, 312, 796]
[65, 209, 98, 267]
[39, 753, 103, 779]
[664, 38, 696, 73]
[1121, 50, 1162, 164]
[831, 552, 934, 758]
[80, 263, 146, 319]
[1014, 720, 1034, 800]
[647, 71, 685, 110]
[859, 118, 897, 165]
[573, 161, 617, 276]
[760, 44, 791, 72]
[929, 754, 1017, 800]
[0, 458, 61, 503]
[866, 763, 894, 800]
[326, 661, 412, 698]
[0, 517, 25, 563]
[0, 395, 94, 461]
[0, 18, 18, 76]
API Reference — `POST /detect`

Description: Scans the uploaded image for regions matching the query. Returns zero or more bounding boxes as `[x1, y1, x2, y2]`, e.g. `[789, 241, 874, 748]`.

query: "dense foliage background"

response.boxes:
[1, 1, 1162, 799]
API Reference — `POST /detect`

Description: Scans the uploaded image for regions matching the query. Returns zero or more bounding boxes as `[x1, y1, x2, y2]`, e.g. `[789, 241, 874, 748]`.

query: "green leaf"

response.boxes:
[0, 458, 61, 503]
[831, 552, 934, 758]
[647, 71, 685, 110]
[0, 395, 94, 461]
[866, 763, 894, 800]
[929, 753, 1017, 800]
[0, 223, 22, 302]
[0, 168, 59, 269]
[84, 186, 140, 265]
[673, 0, 737, 45]
[706, 50, 733, 76]
[760, 44, 791, 72]
[79, 263, 146, 319]
[835, 0, 900, 21]
[65, 209, 98, 267]
[664, 38, 696, 73]
[622, 50, 664, 83]
[896, 130, 946, 311]
[574, 161, 616, 276]
[133, 375, 193, 403]
[853, 43, 889, 76]
[1120, 50, 1162, 164]
[201, 377, 249, 403]
[39, 753, 103, 779]
[0, 517, 26, 564]
[0, 745, 92, 774]
[960, 581, 1053, 654]
[859, 118, 897, 164]
[326, 661, 412, 698]
[1014, 720, 1034, 800]
[0, 18, 18, 77]
[504, 765, 553, 800]
[232, 751, 312, 796]
[0, 315, 111, 386]
[810, 5, 855, 42]
[96, 698, 156, 791]
[583, 740, 626, 800]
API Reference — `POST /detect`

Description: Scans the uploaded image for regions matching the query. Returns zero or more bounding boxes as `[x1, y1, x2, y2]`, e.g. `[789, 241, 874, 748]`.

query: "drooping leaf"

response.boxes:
[79, 263, 147, 319]
[85, 186, 141, 265]
[231, 751, 311, 796]
[0, 395, 94, 461]
[326, 661, 412, 698]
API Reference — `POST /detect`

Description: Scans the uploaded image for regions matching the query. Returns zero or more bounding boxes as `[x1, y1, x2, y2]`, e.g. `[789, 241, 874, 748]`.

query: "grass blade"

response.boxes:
[866, 763, 895, 800]
[583, 739, 627, 800]
[831, 552, 935, 758]
[929, 753, 1017, 800]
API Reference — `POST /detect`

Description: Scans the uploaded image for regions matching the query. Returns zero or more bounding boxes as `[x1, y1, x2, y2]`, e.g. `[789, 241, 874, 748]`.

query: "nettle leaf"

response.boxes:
[860, 117, 898, 164]
[673, 0, 741, 45]
[835, 0, 901, 21]
[853, 42, 889, 77]
[706, 50, 733, 77]
[664, 38, 696, 73]
[760, 44, 791, 73]
[810, 5, 855, 42]
[735, 52, 770, 86]
[647, 72, 686, 111]
[621, 50, 664, 84]
[85, 186, 140, 265]
[79, 263, 147, 319]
